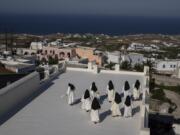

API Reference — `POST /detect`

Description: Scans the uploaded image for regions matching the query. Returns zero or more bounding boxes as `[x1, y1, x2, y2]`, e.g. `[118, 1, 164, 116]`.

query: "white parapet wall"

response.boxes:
[93, 65, 98, 74]
[144, 66, 149, 76]
[173, 124, 180, 134]
[0, 72, 40, 117]
[88, 62, 93, 70]
[140, 66, 150, 135]
[67, 66, 145, 76]
[140, 104, 150, 135]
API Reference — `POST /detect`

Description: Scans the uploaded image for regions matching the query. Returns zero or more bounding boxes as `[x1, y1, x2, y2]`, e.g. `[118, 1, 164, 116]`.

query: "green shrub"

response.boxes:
[120, 60, 131, 70]
[151, 88, 165, 101]
[134, 63, 143, 72]
[157, 84, 180, 95]
[48, 56, 58, 65]
[105, 62, 115, 70]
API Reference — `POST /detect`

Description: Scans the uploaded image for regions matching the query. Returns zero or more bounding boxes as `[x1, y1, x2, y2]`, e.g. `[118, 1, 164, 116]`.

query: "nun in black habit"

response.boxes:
[90, 97, 101, 123]
[90, 82, 100, 99]
[133, 80, 141, 100]
[111, 92, 122, 117]
[123, 81, 131, 98]
[81, 89, 91, 112]
[106, 80, 115, 102]
[66, 83, 75, 105]
[124, 95, 132, 117]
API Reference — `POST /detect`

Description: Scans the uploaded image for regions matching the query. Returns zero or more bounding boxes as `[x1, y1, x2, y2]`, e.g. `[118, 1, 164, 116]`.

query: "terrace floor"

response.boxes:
[0, 70, 144, 135]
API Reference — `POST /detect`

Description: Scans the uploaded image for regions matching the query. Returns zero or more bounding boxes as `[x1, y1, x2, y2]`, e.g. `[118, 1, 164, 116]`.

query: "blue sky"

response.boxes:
[0, 0, 180, 17]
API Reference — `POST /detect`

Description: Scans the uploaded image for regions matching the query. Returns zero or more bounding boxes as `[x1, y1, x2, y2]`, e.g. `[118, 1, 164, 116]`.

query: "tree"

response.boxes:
[120, 60, 131, 70]
[134, 63, 144, 72]
[41, 57, 47, 64]
[105, 62, 115, 70]
[48, 56, 58, 65]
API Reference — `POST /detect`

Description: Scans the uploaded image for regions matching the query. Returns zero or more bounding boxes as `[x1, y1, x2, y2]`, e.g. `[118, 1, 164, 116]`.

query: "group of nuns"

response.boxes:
[66, 79, 141, 124]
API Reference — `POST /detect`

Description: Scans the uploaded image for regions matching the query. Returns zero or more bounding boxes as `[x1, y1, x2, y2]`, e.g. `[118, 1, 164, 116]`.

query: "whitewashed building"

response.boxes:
[127, 42, 159, 52]
[30, 42, 44, 50]
[154, 59, 180, 74]
[121, 53, 144, 66]
[106, 51, 121, 64]
[127, 42, 144, 51]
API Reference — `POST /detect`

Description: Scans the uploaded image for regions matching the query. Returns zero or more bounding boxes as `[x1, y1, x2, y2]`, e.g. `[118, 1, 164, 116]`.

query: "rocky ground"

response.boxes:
[164, 90, 180, 118]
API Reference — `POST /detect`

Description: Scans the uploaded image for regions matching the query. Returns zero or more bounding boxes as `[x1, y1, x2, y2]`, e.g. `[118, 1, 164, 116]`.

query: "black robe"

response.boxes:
[91, 82, 98, 92]
[124, 95, 131, 107]
[108, 80, 114, 91]
[91, 97, 101, 110]
[84, 89, 90, 99]
[134, 80, 140, 90]
[114, 92, 121, 104]
[124, 81, 130, 91]
[68, 83, 75, 91]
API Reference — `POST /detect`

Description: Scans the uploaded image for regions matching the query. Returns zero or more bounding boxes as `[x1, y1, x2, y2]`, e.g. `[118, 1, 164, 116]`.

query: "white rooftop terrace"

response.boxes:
[0, 68, 148, 135]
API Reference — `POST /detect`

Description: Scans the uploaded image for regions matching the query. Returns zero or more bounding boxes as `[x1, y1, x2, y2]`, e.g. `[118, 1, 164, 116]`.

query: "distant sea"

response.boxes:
[0, 14, 180, 35]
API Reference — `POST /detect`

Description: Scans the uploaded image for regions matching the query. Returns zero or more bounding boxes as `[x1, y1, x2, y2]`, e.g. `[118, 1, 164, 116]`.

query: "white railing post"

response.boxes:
[115, 64, 120, 72]
[144, 66, 149, 76]
[88, 62, 93, 71]
[93, 64, 98, 74]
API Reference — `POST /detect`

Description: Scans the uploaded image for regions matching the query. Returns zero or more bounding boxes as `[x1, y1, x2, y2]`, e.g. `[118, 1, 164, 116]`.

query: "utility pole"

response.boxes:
[5, 27, 8, 51]
[10, 29, 14, 55]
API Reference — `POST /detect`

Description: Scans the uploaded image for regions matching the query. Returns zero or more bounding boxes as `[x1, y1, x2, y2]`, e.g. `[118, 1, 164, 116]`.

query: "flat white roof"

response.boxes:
[0, 70, 144, 135]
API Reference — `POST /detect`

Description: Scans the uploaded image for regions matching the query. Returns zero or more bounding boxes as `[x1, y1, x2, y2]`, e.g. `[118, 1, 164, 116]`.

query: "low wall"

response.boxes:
[153, 74, 180, 86]
[140, 67, 150, 135]
[140, 104, 150, 135]
[173, 124, 180, 134]
[0, 72, 40, 117]
[67, 67, 145, 76]
[0, 62, 66, 121]
[67, 67, 90, 72]
[101, 69, 144, 76]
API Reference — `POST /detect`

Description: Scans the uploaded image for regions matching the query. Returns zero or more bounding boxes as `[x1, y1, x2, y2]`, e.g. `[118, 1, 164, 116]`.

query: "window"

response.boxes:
[163, 64, 166, 68]
[174, 65, 176, 68]
[67, 52, 71, 58]
[59, 52, 65, 57]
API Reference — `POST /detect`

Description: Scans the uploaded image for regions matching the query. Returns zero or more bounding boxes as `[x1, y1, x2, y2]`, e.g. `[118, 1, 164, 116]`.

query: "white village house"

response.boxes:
[154, 59, 180, 74]
[127, 42, 144, 51]
[106, 51, 121, 64]
[30, 42, 44, 50]
[127, 42, 159, 52]
[121, 53, 144, 67]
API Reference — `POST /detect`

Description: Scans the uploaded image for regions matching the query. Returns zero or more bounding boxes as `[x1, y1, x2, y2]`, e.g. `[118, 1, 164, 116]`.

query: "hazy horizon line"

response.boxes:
[1, 12, 180, 19]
